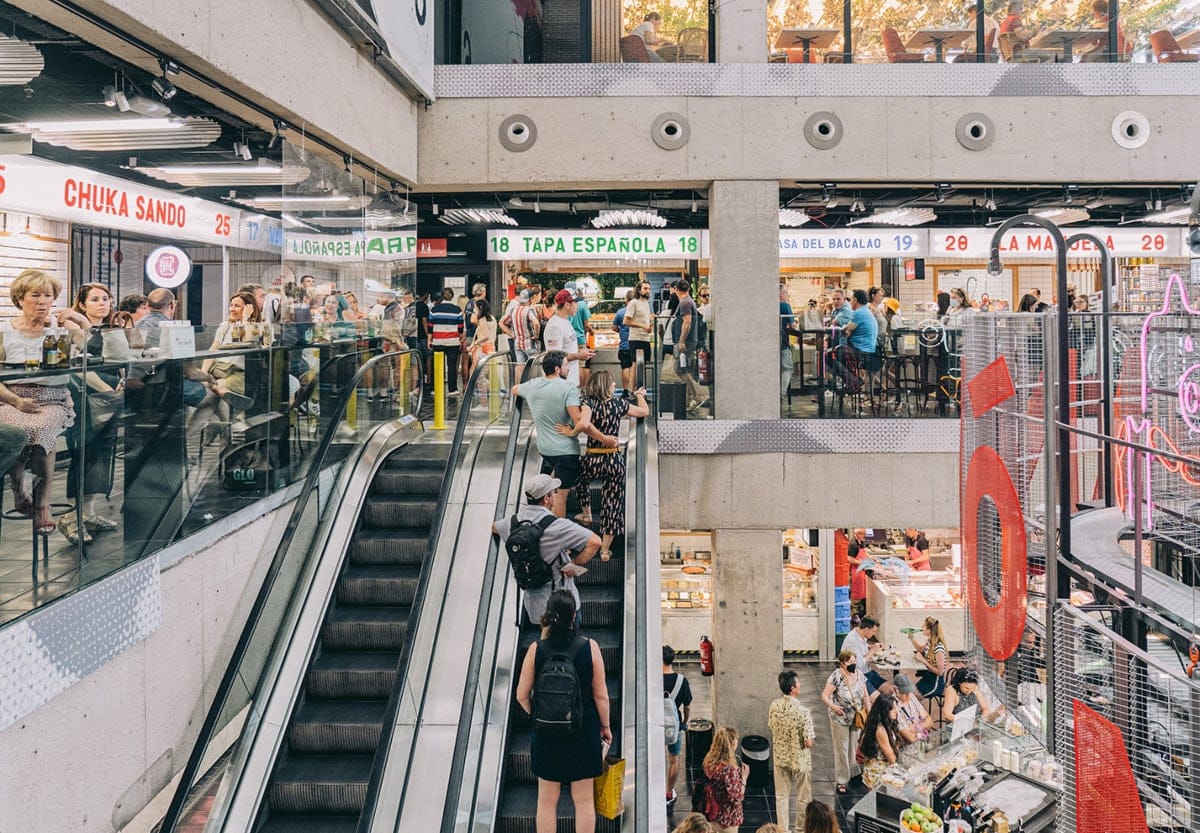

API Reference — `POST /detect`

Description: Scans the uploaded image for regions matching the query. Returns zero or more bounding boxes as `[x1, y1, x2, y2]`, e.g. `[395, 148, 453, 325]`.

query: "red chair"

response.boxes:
[1149, 30, 1199, 63]
[787, 48, 815, 64]
[619, 35, 651, 63]
[882, 28, 926, 63]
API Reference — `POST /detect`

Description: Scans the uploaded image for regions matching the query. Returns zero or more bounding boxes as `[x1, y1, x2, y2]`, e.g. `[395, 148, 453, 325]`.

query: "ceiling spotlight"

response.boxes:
[821, 185, 835, 205]
[691, 195, 698, 213]
[432, 202, 439, 216]
[535, 197, 541, 214]
[934, 184, 949, 204]
[160, 58, 181, 76]
[985, 196, 997, 212]
[151, 75, 177, 101]
[102, 85, 117, 107]
[1062, 185, 1078, 204]
[232, 141, 252, 161]
[267, 119, 283, 149]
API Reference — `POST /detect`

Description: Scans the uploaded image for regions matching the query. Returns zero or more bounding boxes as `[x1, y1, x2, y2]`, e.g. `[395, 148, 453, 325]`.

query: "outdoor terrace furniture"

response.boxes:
[1149, 30, 1200, 62]
[883, 27, 926, 62]
[619, 34, 651, 63]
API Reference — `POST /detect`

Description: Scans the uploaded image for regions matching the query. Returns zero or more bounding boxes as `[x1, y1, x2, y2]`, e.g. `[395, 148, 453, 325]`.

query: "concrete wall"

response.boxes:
[14, 0, 419, 182]
[418, 93, 1200, 189]
[659, 452, 961, 530]
[0, 507, 287, 833]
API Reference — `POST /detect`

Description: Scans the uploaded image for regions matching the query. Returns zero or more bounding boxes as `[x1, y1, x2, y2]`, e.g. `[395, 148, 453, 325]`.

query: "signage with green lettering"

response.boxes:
[285, 231, 418, 263]
[487, 230, 708, 260]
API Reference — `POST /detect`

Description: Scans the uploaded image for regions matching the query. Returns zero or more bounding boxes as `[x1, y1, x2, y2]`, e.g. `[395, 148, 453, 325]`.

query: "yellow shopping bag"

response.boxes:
[593, 754, 626, 820]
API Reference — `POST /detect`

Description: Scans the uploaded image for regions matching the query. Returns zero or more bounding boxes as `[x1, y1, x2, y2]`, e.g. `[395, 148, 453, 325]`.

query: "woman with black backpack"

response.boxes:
[515, 589, 612, 833]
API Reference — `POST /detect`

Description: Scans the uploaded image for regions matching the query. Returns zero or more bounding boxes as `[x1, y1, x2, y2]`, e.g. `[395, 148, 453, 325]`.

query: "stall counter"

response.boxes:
[867, 571, 967, 653]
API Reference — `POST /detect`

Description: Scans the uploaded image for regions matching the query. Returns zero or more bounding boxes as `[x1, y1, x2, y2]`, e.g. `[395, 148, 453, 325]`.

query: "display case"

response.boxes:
[867, 570, 968, 653]
[783, 528, 821, 651]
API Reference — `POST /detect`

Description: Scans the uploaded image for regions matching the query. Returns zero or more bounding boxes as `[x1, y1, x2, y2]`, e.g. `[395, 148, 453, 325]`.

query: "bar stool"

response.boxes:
[2, 501, 77, 582]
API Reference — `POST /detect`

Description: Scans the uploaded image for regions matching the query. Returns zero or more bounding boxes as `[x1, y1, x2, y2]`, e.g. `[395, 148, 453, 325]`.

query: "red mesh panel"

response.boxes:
[1073, 700, 1148, 833]
[966, 356, 1016, 418]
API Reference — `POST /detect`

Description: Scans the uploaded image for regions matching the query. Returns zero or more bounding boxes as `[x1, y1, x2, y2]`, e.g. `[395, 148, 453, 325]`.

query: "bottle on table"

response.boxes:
[57, 328, 71, 366]
[42, 327, 59, 367]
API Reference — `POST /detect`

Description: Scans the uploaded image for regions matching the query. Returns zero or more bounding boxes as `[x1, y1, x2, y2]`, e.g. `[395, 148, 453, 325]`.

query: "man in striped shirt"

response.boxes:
[427, 287, 465, 395]
[500, 288, 540, 364]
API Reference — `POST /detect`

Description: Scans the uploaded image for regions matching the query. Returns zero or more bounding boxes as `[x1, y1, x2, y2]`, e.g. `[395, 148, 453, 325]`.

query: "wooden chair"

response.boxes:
[882, 28, 925, 63]
[677, 27, 708, 62]
[619, 35, 651, 63]
[998, 31, 1054, 63]
[1149, 30, 1199, 62]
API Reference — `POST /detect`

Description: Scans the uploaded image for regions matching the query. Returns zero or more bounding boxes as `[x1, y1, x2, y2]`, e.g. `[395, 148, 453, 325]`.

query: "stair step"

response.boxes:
[258, 817, 360, 833]
[337, 565, 421, 606]
[362, 496, 437, 529]
[307, 651, 401, 700]
[372, 469, 444, 495]
[268, 754, 373, 816]
[383, 444, 451, 468]
[349, 529, 429, 566]
[289, 700, 387, 753]
[577, 586, 623, 627]
[575, 556, 624, 586]
[519, 628, 621, 671]
[497, 785, 621, 833]
[322, 605, 411, 651]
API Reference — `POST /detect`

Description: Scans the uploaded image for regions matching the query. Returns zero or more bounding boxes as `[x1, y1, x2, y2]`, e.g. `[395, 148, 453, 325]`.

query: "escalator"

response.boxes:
[499, 535, 626, 832]
[259, 441, 451, 831]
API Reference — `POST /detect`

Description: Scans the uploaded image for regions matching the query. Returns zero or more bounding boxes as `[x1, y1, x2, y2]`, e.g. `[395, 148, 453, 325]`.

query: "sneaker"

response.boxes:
[84, 514, 119, 534]
[58, 515, 93, 545]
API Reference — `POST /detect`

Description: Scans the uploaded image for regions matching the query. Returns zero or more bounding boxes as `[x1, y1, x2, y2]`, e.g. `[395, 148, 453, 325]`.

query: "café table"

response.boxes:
[654, 43, 678, 61]
[774, 27, 840, 63]
[906, 28, 972, 62]
[1030, 28, 1105, 61]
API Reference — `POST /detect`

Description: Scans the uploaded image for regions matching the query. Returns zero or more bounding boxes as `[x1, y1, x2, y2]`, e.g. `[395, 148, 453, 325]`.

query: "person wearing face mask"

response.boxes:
[947, 287, 971, 315]
[822, 648, 869, 795]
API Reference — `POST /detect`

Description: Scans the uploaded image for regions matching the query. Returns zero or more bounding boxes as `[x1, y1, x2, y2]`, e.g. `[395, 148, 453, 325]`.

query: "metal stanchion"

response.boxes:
[488, 358, 502, 419]
[433, 351, 446, 430]
[399, 352, 411, 416]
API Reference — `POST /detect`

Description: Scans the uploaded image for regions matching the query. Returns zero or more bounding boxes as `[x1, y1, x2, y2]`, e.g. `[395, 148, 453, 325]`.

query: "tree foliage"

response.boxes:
[622, 0, 709, 36]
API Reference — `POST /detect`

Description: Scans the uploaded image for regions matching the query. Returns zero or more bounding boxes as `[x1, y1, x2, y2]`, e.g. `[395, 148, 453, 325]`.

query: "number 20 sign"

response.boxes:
[962, 356, 1028, 661]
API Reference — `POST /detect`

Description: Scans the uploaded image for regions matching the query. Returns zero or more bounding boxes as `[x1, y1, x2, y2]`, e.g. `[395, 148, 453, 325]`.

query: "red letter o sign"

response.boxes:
[962, 445, 1028, 660]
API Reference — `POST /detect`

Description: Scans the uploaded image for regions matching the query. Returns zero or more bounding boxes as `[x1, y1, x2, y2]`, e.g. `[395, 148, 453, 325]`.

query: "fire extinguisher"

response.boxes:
[699, 635, 714, 677]
[696, 346, 711, 386]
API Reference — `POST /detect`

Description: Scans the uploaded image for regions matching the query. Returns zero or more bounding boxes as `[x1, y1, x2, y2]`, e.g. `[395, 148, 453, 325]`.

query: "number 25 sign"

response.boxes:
[962, 356, 1027, 661]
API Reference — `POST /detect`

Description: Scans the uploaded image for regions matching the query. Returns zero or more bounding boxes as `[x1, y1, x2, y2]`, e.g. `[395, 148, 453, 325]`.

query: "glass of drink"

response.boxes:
[24, 357, 40, 371]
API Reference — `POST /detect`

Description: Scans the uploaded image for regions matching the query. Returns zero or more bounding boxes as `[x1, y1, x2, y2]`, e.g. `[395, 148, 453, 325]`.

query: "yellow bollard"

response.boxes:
[398, 352, 411, 415]
[488, 358, 502, 419]
[433, 350, 446, 430]
[347, 384, 357, 427]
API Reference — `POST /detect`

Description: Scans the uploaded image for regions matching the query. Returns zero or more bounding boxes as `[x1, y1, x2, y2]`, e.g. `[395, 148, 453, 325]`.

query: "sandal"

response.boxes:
[35, 506, 56, 535]
[600, 550, 612, 562]
[836, 784, 848, 795]
[10, 486, 33, 516]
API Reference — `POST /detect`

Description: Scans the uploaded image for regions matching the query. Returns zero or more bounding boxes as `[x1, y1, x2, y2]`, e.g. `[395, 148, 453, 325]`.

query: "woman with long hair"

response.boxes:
[804, 800, 840, 833]
[467, 297, 496, 374]
[515, 590, 611, 833]
[943, 668, 1005, 724]
[1017, 293, 1039, 313]
[702, 727, 748, 833]
[671, 815, 716, 833]
[859, 694, 902, 788]
[559, 369, 649, 558]
[910, 615, 948, 699]
[821, 648, 868, 795]
[200, 291, 261, 425]
[57, 283, 123, 543]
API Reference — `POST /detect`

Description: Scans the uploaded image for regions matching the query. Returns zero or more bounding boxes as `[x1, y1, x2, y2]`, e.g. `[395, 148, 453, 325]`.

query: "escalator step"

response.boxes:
[337, 565, 421, 606]
[371, 469, 444, 495]
[383, 444, 452, 468]
[575, 557, 624, 586]
[307, 651, 401, 700]
[497, 785, 620, 833]
[349, 529, 429, 566]
[518, 628, 621, 671]
[322, 605, 411, 651]
[289, 700, 387, 753]
[258, 817, 359, 833]
[362, 496, 437, 529]
[268, 754, 372, 815]
[577, 587, 623, 627]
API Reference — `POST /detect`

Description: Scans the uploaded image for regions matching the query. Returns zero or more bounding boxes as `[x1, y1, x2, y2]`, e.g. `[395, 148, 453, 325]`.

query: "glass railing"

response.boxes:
[0, 323, 405, 626]
[651, 313, 711, 420]
[781, 313, 961, 418]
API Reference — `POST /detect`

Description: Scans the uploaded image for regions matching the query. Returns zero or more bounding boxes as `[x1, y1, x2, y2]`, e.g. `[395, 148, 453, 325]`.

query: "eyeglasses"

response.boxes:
[699, 293, 710, 299]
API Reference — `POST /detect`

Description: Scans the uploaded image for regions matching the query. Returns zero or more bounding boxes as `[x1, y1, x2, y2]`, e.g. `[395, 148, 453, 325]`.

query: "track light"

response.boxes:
[160, 59, 181, 76]
[535, 196, 541, 214]
[343, 155, 352, 173]
[151, 75, 177, 101]
[934, 184, 949, 204]
[103, 85, 118, 107]
[232, 141, 252, 161]
[267, 119, 283, 149]
[1062, 185, 1078, 204]
[985, 196, 997, 212]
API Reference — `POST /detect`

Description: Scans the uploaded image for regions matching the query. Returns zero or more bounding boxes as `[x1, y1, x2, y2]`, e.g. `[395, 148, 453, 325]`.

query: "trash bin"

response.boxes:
[686, 718, 713, 785]
[740, 734, 772, 788]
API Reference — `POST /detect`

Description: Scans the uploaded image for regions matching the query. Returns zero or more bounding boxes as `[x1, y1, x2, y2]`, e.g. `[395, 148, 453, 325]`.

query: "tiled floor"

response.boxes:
[668, 660, 869, 833]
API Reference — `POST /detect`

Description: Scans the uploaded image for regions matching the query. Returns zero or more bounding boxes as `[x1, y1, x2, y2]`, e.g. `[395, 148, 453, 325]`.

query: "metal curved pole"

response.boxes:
[988, 214, 1070, 756]
[1064, 231, 1113, 507]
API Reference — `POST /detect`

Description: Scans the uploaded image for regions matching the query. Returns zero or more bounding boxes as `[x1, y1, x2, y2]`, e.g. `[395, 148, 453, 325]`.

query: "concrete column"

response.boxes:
[709, 180, 780, 419]
[711, 528, 783, 739]
[715, 0, 769, 63]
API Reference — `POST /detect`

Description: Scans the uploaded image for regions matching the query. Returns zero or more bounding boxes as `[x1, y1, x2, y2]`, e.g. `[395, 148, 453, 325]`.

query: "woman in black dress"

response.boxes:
[515, 590, 612, 833]
[562, 370, 649, 559]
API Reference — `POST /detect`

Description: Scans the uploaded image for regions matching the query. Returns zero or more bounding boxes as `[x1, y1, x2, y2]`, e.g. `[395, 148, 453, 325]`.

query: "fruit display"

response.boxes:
[899, 803, 942, 833]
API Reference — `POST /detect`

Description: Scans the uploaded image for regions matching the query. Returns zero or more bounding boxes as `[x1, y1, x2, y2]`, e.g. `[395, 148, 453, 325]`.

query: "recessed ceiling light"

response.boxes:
[1033, 207, 1090, 226]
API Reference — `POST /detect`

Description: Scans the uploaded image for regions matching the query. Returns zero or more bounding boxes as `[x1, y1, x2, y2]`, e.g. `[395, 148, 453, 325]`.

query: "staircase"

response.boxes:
[257, 442, 450, 832]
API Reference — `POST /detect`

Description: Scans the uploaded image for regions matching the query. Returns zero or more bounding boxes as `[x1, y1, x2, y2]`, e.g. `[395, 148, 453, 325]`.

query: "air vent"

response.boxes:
[0, 35, 44, 86]
[131, 161, 311, 188]
[14, 117, 221, 151]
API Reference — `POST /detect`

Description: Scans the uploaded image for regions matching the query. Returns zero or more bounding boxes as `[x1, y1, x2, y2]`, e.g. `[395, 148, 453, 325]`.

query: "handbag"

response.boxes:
[853, 705, 870, 730]
[593, 753, 625, 820]
[86, 390, 122, 431]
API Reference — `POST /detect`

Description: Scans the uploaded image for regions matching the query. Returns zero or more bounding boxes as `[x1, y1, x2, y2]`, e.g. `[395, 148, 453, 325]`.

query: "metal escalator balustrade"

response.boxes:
[160, 350, 427, 833]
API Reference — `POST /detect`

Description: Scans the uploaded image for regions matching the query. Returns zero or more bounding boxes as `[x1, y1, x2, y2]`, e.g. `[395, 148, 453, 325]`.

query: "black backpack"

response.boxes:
[533, 636, 588, 736]
[505, 515, 557, 589]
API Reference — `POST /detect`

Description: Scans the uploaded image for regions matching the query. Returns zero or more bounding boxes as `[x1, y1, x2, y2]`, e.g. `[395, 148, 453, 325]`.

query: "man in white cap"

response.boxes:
[893, 672, 934, 758]
[492, 473, 601, 625]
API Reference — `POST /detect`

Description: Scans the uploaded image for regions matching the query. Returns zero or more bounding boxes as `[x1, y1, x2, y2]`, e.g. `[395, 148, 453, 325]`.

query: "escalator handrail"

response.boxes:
[435, 355, 539, 833]
[159, 348, 423, 833]
[357, 351, 532, 831]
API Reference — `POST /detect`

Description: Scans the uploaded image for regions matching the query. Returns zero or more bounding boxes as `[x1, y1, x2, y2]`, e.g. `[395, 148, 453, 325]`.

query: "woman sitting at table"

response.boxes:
[0, 269, 76, 533]
[201, 291, 260, 423]
[859, 694, 902, 788]
[631, 11, 667, 62]
[943, 668, 1004, 722]
[909, 616, 948, 699]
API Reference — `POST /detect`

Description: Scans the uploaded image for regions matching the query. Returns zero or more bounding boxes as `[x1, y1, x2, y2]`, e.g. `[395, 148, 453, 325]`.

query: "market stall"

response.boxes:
[867, 570, 968, 654]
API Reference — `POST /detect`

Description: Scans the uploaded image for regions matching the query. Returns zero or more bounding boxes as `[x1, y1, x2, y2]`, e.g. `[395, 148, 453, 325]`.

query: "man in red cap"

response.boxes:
[543, 288, 593, 385]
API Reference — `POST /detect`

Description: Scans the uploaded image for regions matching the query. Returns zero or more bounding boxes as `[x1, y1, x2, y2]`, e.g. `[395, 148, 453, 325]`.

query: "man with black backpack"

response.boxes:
[492, 473, 601, 626]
